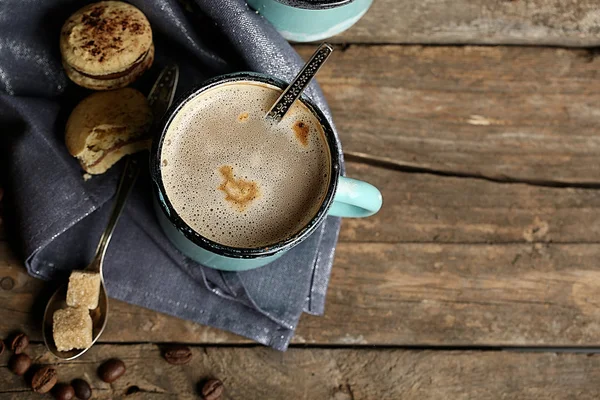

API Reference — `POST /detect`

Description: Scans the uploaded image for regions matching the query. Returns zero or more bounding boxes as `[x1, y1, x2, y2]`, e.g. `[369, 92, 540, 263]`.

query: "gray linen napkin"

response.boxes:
[0, 0, 341, 350]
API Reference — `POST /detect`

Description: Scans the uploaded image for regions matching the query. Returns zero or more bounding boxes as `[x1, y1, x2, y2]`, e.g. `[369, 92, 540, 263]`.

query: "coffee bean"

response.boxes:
[8, 353, 31, 375]
[0, 276, 14, 290]
[98, 358, 126, 383]
[201, 379, 224, 400]
[11, 333, 29, 354]
[53, 383, 75, 400]
[71, 378, 92, 400]
[164, 345, 192, 365]
[0, 338, 5, 356]
[31, 366, 58, 393]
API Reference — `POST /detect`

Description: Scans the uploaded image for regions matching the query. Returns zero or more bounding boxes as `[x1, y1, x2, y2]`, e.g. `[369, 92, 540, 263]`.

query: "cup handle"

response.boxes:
[328, 176, 382, 218]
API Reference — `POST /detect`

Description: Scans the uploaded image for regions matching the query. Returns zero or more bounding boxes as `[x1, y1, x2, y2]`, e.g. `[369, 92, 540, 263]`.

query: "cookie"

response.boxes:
[60, 1, 153, 90]
[65, 88, 153, 174]
[62, 44, 154, 91]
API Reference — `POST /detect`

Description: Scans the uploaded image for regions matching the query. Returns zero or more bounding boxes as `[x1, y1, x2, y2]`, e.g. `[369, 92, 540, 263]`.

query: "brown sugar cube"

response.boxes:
[67, 271, 101, 309]
[53, 307, 93, 352]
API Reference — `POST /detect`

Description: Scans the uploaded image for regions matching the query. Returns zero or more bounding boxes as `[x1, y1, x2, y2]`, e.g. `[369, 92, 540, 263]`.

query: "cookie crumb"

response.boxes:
[83, 173, 92, 181]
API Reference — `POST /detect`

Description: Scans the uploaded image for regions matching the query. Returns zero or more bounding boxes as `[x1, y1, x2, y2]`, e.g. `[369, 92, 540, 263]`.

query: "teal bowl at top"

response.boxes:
[247, 0, 373, 42]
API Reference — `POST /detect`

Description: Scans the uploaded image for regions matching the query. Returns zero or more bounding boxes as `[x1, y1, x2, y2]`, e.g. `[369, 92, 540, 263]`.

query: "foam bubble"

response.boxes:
[160, 80, 331, 248]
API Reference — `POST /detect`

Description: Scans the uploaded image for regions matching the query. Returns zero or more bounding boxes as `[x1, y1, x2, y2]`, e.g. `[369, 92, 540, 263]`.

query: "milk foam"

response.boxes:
[160, 80, 331, 248]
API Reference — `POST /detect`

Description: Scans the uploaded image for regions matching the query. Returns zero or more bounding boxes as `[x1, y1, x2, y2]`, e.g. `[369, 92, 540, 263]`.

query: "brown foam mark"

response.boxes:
[293, 120, 310, 146]
[218, 165, 260, 212]
[238, 112, 249, 122]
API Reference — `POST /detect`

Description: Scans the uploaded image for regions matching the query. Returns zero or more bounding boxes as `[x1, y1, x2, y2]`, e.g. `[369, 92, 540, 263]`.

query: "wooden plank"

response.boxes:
[297, 242, 600, 346]
[332, 0, 600, 46]
[339, 163, 600, 244]
[2, 344, 600, 399]
[4, 162, 600, 246]
[2, 163, 600, 346]
[297, 45, 600, 184]
[4, 237, 600, 346]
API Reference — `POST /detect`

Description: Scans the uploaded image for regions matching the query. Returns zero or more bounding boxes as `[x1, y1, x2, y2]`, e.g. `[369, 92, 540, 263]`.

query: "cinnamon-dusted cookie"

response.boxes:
[65, 88, 153, 174]
[60, 1, 153, 90]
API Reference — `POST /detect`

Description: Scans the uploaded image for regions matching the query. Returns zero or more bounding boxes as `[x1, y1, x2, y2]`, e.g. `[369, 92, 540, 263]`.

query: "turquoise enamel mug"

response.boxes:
[150, 72, 382, 271]
[247, 0, 373, 42]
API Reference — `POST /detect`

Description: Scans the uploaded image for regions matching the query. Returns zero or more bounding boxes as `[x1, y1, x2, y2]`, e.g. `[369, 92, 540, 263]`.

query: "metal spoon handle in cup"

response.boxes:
[266, 43, 333, 123]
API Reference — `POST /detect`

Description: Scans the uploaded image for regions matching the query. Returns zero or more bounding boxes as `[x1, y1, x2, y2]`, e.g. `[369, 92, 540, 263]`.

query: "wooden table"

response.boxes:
[3, 1, 600, 398]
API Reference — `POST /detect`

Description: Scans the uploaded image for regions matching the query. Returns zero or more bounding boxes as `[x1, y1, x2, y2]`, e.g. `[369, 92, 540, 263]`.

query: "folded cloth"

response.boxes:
[0, 0, 342, 350]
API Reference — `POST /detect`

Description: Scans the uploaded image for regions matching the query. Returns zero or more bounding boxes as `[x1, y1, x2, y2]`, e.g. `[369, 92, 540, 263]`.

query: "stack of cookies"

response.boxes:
[61, 1, 155, 174]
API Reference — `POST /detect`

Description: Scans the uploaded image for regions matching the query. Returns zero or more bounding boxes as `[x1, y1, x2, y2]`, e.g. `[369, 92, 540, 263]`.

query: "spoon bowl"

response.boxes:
[42, 283, 108, 360]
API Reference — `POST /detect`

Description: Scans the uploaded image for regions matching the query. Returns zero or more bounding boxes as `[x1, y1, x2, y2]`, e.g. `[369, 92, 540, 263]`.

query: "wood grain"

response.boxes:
[2, 162, 599, 246]
[3, 159, 600, 250]
[339, 163, 600, 244]
[4, 234, 600, 346]
[3, 163, 600, 346]
[332, 0, 600, 47]
[2, 344, 600, 399]
[296, 45, 600, 184]
[298, 241, 600, 346]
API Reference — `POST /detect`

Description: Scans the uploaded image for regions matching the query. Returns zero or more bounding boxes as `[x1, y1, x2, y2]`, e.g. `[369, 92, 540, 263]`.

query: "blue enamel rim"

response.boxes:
[150, 72, 341, 259]
[276, 0, 353, 9]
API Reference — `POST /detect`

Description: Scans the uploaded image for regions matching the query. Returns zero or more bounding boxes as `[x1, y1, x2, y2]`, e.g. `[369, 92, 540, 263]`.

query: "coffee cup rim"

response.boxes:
[150, 72, 341, 259]
[275, 0, 354, 10]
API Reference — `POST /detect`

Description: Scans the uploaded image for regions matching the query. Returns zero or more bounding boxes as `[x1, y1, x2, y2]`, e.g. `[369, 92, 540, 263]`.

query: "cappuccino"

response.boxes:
[160, 80, 331, 248]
